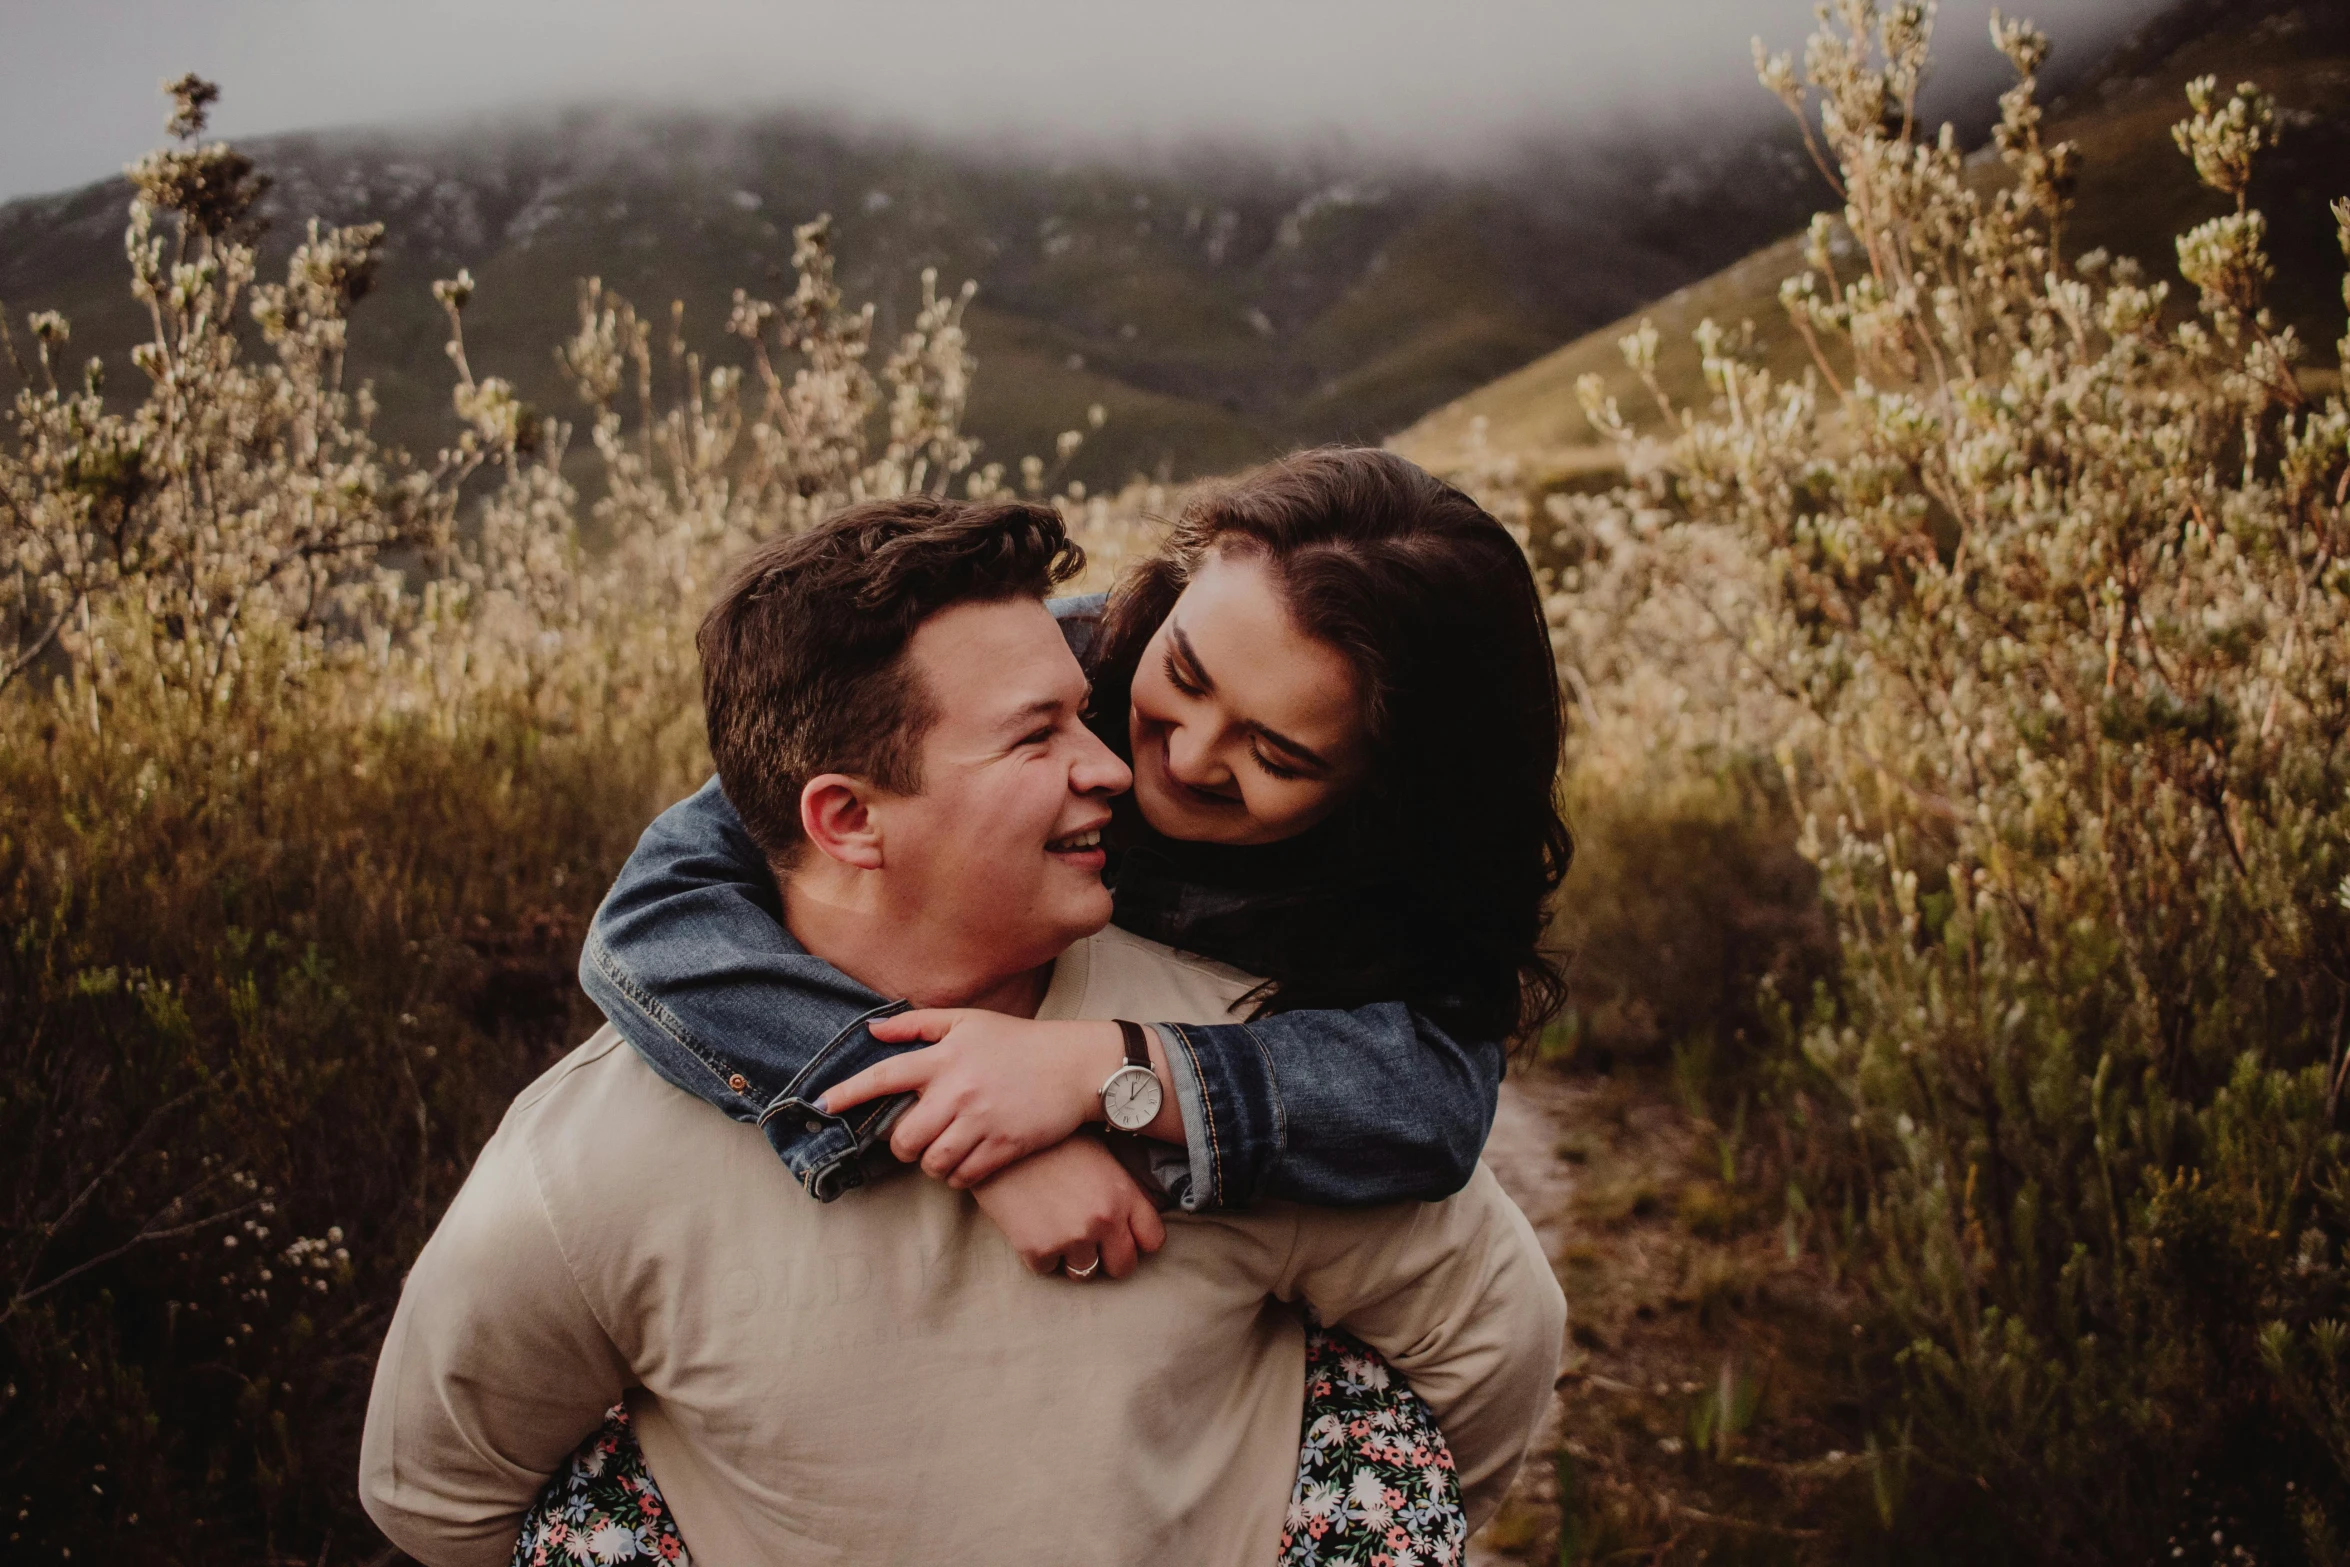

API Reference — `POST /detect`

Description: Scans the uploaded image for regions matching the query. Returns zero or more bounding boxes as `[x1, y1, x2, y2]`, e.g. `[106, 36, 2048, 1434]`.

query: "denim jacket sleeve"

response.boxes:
[1159, 1006, 1504, 1210]
[578, 777, 926, 1201]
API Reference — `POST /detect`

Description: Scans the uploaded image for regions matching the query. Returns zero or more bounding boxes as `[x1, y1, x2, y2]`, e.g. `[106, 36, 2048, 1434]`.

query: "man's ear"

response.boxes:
[800, 774, 886, 870]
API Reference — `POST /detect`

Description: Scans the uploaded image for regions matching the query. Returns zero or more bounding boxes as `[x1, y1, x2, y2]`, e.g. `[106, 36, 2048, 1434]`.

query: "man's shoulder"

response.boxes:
[508, 1024, 684, 1124]
[492, 1025, 748, 1192]
[1062, 923, 1264, 1027]
[508, 1023, 632, 1111]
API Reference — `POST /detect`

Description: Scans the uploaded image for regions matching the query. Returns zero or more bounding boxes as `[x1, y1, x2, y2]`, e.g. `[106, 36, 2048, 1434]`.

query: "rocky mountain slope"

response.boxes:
[0, 106, 1833, 488]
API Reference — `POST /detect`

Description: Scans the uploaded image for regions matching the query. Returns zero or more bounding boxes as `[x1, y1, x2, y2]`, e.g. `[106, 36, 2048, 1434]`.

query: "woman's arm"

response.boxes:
[579, 777, 926, 1201]
[825, 1001, 1506, 1210]
[1168, 1005, 1504, 1207]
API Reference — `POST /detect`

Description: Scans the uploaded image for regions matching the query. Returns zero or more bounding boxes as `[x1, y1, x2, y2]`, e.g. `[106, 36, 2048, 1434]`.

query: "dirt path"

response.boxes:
[1467, 1073, 1584, 1565]
[1482, 1071, 1586, 1250]
[1462, 1066, 1857, 1563]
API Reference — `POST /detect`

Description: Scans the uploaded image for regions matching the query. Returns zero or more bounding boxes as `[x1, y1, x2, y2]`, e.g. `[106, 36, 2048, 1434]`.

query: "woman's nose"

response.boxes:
[1162, 721, 1230, 788]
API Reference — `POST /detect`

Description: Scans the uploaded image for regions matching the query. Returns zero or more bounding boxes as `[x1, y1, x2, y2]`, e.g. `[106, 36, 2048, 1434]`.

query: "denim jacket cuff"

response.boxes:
[1150, 1024, 1212, 1212]
[756, 1001, 916, 1201]
[1158, 1020, 1285, 1210]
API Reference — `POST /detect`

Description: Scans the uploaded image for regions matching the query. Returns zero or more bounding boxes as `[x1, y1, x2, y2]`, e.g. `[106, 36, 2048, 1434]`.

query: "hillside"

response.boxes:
[1396, 0, 2350, 477]
[0, 109, 1833, 490]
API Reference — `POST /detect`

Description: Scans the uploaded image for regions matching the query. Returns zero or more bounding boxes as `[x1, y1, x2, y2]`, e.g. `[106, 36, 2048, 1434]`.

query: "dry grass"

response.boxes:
[0, 77, 1147, 1564]
[1450, 5, 2350, 1558]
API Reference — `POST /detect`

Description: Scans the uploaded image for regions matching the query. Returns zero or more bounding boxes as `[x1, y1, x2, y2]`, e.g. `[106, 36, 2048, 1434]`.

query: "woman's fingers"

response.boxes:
[919, 1121, 985, 1182]
[1130, 1202, 1168, 1255]
[885, 1089, 956, 1161]
[820, 1051, 935, 1115]
[866, 1008, 971, 1044]
[941, 1135, 1021, 1190]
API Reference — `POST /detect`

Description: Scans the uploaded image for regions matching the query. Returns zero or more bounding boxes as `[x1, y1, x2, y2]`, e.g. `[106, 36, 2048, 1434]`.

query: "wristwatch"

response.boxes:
[1099, 1019, 1164, 1133]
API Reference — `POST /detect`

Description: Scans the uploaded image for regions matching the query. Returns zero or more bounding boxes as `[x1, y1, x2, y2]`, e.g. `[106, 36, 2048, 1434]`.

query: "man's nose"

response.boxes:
[1071, 726, 1133, 797]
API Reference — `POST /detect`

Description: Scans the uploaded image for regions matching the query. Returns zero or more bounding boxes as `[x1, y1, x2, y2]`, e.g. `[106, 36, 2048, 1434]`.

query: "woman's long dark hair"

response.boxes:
[1087, 446, 1571, 1045]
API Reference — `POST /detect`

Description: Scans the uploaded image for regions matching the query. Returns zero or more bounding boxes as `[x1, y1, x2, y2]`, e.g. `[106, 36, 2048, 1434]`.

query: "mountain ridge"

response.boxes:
[0, 103, 1824, 488]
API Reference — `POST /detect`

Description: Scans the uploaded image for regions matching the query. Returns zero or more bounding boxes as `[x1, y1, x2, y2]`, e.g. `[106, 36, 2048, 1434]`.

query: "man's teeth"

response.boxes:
[1049, 829, 1102, 852]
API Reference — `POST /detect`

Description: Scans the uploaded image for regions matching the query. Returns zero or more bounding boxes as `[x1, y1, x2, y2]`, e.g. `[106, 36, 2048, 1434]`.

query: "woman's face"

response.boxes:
[1125, 546, 1371, 846]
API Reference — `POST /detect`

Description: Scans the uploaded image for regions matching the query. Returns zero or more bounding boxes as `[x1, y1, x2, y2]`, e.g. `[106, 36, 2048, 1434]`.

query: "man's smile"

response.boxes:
[1045, 818, 1110, 868]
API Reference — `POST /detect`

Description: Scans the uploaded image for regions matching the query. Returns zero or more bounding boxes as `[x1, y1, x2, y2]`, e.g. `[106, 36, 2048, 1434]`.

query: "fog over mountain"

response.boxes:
[4, 0, 2172, 204]
[0, 0, 2219, 485]
[0, 95, 1853, 485]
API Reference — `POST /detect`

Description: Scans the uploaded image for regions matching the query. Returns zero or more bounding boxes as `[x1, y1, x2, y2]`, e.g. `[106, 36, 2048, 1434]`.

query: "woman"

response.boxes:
[521, 447, 1570, 1565]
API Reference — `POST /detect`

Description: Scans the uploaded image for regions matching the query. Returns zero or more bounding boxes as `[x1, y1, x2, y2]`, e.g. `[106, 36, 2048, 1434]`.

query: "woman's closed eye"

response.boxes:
[1162, 649, 1205, 699]
[1249, 743, 1304, 781]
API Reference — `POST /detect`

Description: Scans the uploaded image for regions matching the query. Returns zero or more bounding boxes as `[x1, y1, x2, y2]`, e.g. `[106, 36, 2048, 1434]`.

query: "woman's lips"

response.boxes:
[1174, 779, 1240, 809]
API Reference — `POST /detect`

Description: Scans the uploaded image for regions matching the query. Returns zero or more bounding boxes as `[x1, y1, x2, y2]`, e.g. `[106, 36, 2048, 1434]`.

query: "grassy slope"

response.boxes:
[1395, 2, 2350, 476]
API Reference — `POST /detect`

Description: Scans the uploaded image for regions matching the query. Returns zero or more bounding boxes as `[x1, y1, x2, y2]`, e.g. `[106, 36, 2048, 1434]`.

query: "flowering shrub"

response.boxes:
[1556, 3, 2350, 1554]
[0, 78, 1115, 1562]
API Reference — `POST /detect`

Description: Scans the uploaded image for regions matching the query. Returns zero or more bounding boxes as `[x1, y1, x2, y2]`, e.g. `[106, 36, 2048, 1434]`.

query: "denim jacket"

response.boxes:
[578, 597, 1504, 1209]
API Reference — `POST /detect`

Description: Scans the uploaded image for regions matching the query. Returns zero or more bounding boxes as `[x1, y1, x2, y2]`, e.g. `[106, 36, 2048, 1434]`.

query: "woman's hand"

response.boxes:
[970, 1136, 1167, 1279]
[822, 1011, 1126, 1188]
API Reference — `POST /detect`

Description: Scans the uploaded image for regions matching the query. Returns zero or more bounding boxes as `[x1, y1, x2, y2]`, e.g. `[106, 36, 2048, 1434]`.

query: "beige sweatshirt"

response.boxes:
[360, 923, 1565, 1567]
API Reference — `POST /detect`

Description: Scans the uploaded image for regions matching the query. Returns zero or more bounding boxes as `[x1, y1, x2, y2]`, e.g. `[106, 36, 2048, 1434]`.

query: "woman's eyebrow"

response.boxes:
[1169, 623, 1217, 692]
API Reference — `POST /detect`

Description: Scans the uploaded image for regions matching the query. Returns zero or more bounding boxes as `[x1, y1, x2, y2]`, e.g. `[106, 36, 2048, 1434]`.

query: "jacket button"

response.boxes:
[727, 1074, 748, 1093]
[805, 1117, 825, 1133]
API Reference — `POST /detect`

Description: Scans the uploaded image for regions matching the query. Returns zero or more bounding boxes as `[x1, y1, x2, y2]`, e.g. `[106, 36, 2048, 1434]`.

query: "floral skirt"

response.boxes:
[511, 1324, 1464, 1566]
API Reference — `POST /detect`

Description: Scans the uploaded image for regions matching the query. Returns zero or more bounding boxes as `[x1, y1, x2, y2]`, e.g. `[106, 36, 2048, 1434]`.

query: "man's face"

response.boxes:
[870, 596, 1133, 976]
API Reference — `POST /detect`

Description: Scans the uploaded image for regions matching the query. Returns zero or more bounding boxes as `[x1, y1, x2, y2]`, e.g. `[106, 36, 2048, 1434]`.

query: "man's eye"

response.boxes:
[1023, 727, 1055, 747]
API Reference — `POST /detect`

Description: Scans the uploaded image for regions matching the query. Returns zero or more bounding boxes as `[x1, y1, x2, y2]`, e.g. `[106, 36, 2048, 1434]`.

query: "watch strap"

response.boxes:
[1115, 1018, 1151, 1072]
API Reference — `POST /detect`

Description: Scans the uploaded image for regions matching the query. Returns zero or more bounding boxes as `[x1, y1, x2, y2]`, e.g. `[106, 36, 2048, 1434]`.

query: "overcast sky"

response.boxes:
[1, 0, 2172, 203]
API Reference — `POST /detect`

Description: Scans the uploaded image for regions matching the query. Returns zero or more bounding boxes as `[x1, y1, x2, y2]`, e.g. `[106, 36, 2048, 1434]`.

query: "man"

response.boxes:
[360, 497, 1565, 1565]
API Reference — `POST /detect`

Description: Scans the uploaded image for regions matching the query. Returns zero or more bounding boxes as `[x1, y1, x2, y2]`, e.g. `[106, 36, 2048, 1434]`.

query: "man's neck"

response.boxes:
[956, 963, 1055, 1018]
[780, 863, 1058, 1017]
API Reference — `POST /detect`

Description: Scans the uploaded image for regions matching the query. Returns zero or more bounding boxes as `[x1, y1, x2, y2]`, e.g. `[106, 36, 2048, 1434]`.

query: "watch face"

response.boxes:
[1103, 1065, 1163, 1132]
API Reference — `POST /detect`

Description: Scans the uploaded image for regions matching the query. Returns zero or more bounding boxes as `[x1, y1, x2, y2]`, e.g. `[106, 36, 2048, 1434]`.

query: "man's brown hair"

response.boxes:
[698, 496, 1084, 862]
